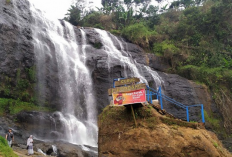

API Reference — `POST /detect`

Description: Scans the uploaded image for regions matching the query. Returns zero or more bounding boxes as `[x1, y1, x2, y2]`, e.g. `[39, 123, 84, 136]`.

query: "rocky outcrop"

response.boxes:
[12, 139, 97, 157]
[34, 140, 97, 157]
[98, 106, 231, 157]
[0, 0, 35, 101]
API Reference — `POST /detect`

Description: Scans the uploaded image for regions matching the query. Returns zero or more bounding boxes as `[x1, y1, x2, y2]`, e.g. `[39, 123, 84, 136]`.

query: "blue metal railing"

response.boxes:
[146, 86, 205, 123]
[113, 78, 126, 88]
[111, 78, 205, 123]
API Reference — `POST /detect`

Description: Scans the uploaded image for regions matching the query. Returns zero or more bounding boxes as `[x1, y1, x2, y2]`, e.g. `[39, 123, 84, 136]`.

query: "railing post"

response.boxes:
[149, 89, 152, 104]
[157, 88, 159, 100]
[159, 86, 163, 110]
[201, 104, 205, 123]
[186, 107, 189, 122]
[146, 89, 149, 102]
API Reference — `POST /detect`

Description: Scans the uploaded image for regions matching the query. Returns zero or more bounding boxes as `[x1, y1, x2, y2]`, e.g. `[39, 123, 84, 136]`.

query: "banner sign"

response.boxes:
[113, 89, 146, 106]
[114, 77, 140, 87]
[108, 83, 146, 95]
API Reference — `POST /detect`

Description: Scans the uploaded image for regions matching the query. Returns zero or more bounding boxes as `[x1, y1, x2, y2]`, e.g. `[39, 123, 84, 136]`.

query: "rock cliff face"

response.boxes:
[0, 0, 229, 154]
[0, 0, 217, 120]
[0, 0, 34, 101]
[98, 106, 231, 157]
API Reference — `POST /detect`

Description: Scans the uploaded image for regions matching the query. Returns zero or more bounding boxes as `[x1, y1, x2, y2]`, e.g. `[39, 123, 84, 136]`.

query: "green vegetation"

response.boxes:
[0, 66, 52, 115]
[204, 110, 220, 130]
[0, 98, 51, 115]
[65, 0, 232, 135]
[0, 136, 17, 157]
[5, 0, 11, 4]
[0, 66, 36, 103]
[122, 23, 156, 48]
[146, 117, 158, 129]
[212, 140, 219, 148]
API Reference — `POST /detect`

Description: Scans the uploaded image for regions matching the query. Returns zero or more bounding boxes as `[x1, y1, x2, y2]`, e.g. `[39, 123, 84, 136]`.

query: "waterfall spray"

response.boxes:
[29, 2, 97, 146]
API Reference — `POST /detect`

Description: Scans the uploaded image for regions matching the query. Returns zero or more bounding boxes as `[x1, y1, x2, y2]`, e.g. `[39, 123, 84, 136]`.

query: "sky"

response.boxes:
[31, 0, 102, 19]
[30, 0, 174, 20]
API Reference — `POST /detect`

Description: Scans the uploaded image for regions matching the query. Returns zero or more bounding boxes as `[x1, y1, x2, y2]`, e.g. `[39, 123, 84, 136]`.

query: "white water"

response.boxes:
[80, 30, 87, 63]
[11, 0, 163, 148]
[95, 29, 163, 89]
[52, 145, 57, 155]
[29, 3, 97, 146]
[79, 29, 97, 123]
[95, 29, 148, 84]
[38, 149, 47, 156]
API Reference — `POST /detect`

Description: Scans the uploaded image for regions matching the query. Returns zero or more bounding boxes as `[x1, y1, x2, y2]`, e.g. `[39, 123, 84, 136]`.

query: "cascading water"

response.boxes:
[95, 29, 163, 88]
[52, 145, 57, 155]
[95, 29, 148, 84]
[29, 2, 97, 146]
[11, 0, 163, 148]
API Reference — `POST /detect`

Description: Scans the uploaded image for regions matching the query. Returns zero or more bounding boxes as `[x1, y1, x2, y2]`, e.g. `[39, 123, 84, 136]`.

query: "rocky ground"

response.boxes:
[13, 147, 44, 157]
[10, 140, 97, 157]
[98, 105, 232, 157]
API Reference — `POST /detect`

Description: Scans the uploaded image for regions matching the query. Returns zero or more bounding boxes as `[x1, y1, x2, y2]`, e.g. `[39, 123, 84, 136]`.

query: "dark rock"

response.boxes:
[34, 140, 97, 157]
[16, 111, 65, 139]
[0, 0, 214, 122]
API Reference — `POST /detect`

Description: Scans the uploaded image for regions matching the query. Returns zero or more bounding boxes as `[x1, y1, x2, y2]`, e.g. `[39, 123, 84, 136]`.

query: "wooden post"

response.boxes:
[130, 104, 137, 128]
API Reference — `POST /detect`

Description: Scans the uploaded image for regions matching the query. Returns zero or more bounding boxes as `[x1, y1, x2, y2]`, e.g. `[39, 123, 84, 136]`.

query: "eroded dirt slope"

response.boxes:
[98, 105, 232, 157]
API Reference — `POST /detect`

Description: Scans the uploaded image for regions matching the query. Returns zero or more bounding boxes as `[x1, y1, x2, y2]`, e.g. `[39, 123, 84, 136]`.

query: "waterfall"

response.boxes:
[29, 2, 97, 146]
[10, 0, 163, 148]
[95, 29, 163, 89]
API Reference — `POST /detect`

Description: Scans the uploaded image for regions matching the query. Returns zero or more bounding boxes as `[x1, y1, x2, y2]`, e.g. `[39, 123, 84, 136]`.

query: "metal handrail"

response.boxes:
[145, 86, 205, 123]
[111, 79, 205, 123]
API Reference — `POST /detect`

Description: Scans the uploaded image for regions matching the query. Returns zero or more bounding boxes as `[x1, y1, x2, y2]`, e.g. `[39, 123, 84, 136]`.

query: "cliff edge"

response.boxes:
[98, 105, 232, 157]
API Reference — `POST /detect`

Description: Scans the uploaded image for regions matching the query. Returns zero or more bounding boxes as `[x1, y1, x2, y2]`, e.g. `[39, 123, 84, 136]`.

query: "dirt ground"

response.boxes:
[98, 105, 232, 157]
[13, 147, 45, 157]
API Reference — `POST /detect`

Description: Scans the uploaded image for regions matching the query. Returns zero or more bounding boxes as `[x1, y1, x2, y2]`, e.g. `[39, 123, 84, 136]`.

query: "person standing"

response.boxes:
[5, 128, 14, 147]
[27, 135, 34, 155]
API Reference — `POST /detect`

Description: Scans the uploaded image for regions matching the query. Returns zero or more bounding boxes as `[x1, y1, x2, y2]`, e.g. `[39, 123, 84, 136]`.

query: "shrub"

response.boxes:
[0, 98, 51, 115]
[153, 40, 179, 56]
[0, 136, 17, 157]
[204, 111, 220, 130]
[122, 23, 156, 48]
[5, 0, 11, 4]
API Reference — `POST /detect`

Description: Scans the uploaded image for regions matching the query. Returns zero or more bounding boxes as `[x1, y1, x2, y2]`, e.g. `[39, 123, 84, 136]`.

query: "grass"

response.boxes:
[146, 117, 158, 129]
[204, 111, 220, 130]
[0, 136, 17, 157]
[212, 141, 218, 148]
[0, 98, 51, 115]
[5, 0, 11, 3]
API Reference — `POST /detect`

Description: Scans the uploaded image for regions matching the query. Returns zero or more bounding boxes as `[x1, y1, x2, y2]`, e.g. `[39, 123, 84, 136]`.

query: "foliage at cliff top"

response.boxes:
[0, 136, 17, 157]
[64, 0, 232, 89]
[65, 0, 232, 134]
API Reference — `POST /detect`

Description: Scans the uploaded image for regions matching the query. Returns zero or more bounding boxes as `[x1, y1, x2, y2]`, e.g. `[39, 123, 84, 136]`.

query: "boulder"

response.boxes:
[34, 140, 97, 157]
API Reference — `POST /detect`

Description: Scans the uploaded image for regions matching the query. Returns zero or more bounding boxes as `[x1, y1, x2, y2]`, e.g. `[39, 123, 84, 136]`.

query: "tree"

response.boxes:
[64, 5, 82, 26]
[101, 0, 120, 10]
[169, 0, 204, 9]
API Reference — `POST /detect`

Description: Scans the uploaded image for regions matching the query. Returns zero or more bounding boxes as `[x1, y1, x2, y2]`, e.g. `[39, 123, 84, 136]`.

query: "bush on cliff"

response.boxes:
[0, 98, 51, 115]
[122, 23, 156, 48]
[0, 136, 17, 157]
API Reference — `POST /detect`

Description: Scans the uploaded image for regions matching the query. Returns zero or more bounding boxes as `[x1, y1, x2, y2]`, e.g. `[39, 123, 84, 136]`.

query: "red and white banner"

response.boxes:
[113, 89, 146, 106]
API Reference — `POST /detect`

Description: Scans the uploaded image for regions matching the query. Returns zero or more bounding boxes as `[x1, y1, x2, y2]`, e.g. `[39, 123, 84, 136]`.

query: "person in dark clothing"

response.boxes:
[5, 128, 14, 147]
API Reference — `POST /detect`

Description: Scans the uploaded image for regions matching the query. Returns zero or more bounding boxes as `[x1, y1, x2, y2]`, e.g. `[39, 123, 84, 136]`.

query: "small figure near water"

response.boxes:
[5, 128, 14, 147]
[27, 135, 34, 155]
